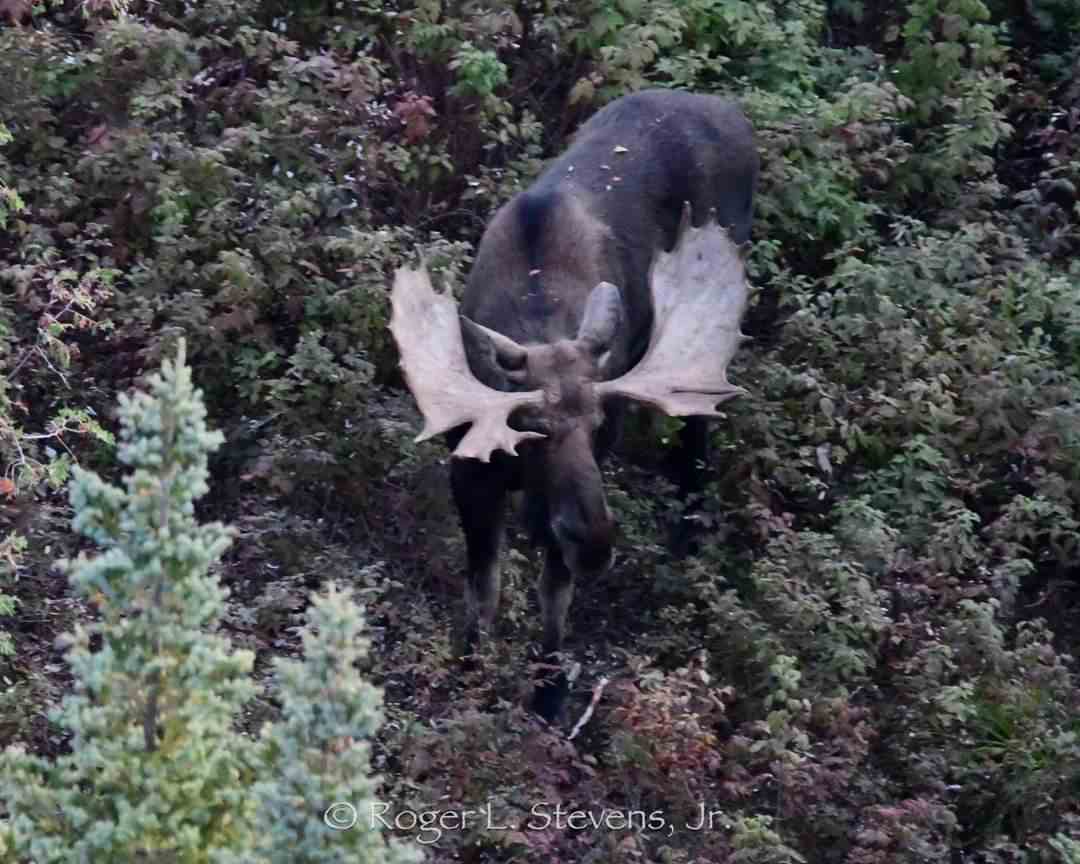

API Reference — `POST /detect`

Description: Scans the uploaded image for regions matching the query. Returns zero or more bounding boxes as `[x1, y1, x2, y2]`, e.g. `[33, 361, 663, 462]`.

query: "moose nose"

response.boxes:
[579, 533, 614, 572]
[551, 510, 615, 574]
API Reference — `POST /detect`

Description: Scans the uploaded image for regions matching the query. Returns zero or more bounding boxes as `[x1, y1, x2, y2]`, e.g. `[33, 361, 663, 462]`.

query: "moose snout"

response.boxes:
[551, 504, 615, 574]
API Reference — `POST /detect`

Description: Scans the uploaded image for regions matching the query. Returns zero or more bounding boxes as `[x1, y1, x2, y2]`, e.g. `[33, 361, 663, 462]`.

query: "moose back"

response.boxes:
[391, 88, 758, 718]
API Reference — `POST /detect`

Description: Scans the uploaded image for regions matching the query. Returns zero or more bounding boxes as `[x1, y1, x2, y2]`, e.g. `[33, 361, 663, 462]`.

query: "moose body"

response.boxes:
[391, 89, 758, 719]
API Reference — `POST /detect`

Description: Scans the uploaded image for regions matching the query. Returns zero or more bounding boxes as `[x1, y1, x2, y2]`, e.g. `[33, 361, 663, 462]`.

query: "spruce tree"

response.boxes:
[0, 341, 421, 864]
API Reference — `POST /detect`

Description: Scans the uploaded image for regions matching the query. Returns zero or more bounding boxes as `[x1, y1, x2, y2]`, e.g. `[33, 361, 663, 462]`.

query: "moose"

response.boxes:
[390, 88, 758, 719]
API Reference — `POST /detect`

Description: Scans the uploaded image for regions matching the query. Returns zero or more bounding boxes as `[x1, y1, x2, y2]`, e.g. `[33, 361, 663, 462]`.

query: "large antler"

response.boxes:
[390, 264, 545, 462]
[596, 205, 750, 415]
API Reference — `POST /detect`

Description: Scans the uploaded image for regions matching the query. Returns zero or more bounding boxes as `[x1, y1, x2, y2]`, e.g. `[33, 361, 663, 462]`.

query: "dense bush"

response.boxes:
[1, 0, 1079, 860]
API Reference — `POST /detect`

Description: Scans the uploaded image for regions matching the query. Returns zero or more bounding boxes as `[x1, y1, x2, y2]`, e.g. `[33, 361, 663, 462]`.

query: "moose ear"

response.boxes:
[460, 315, 530, 384]
[578, 281, 624, 356]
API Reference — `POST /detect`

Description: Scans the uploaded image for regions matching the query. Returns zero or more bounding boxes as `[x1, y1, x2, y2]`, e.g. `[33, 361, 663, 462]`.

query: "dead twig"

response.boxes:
[568, 672, 608, 741]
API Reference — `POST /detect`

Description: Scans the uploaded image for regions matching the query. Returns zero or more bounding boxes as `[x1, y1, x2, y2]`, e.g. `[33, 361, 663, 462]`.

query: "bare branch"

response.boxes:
[568, 673, 609, 741]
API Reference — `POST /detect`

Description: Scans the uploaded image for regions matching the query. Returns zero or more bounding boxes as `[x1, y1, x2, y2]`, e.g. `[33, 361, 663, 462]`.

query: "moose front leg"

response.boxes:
[450, 457, 508, 655]
[532, 547, 574, 721]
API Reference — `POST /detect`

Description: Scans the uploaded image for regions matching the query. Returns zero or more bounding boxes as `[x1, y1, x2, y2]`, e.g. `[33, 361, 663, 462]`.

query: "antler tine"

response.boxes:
[390, 263, 546, 462]
[595, 206, 750, 417]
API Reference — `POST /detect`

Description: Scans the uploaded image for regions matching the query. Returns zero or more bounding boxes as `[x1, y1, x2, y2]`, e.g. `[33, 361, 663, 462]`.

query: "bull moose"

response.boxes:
[390, 88, 758, 719]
